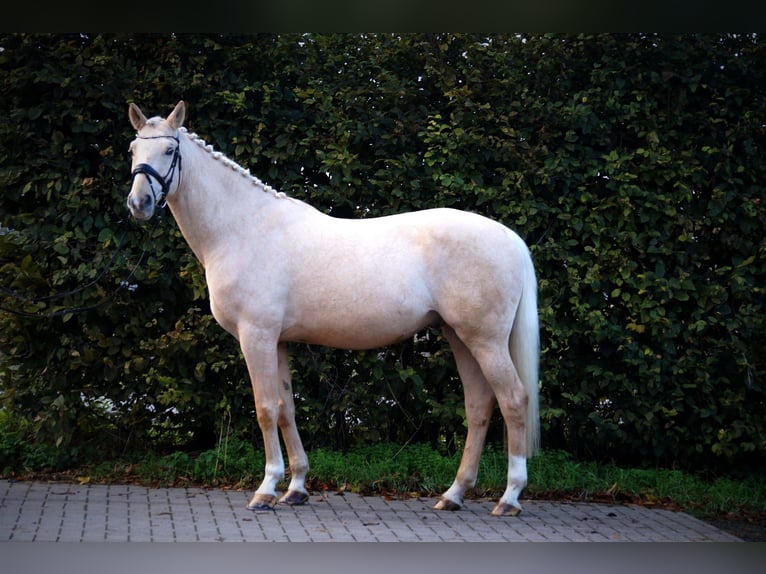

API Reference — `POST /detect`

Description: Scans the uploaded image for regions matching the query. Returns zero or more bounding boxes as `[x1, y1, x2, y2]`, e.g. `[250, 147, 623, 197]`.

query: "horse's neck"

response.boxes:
[167, 133, 295, 266]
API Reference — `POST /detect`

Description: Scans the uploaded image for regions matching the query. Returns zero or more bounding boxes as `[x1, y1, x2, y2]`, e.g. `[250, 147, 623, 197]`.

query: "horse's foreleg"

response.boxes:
[276, 342, 310, 506]
[241, 335, 285, 511]
[434, 326, 496, 512]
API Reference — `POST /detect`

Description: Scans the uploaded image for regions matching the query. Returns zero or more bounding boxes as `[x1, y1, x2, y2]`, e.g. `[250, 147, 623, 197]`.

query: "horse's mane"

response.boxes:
[180, 127, 288, 200]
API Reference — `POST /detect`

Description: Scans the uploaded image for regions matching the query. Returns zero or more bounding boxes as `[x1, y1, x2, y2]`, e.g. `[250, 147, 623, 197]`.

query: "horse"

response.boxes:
[126, 100, 540, 516]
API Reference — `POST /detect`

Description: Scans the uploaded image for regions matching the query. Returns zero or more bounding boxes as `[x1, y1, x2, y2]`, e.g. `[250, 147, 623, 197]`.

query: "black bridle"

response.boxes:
[130, 133, 182, 210]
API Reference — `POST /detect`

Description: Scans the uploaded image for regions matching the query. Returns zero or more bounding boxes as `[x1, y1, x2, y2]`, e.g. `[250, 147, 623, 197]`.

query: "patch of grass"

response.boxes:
[1, 426, 763, 522]
[305, 444, 765, 521]
[74, 438, 266, 490]
[307, 443, 458, 495]
[522, 449, 765, 520]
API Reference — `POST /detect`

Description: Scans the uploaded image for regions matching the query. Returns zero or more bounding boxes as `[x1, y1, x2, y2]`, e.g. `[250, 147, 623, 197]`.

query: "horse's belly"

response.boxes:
[280, 306, 442, 350]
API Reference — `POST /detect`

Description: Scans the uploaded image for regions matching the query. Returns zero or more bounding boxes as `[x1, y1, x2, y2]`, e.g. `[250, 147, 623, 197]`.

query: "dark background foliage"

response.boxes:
[1, 33, 763, 473]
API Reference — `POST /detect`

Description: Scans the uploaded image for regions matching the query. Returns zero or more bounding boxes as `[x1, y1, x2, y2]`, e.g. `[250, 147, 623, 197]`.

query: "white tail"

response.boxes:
[509, 243, 540, 456]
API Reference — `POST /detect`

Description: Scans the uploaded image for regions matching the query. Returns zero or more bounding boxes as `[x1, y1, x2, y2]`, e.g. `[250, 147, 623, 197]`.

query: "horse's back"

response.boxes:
[287, 207, 523, 294]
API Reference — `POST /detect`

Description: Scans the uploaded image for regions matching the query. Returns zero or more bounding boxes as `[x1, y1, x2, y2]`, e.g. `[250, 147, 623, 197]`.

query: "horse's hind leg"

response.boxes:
[434, 326, 497, 512]
[470, 343, 530, 516]
[276, 342, 310, 506]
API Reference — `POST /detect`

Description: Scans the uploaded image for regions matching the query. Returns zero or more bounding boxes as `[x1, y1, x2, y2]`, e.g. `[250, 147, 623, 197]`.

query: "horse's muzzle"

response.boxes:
[127, 191, 155, 220]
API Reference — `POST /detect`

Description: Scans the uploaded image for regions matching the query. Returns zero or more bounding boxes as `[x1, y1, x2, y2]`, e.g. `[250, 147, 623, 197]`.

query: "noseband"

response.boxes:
[131, 133, 182, 210]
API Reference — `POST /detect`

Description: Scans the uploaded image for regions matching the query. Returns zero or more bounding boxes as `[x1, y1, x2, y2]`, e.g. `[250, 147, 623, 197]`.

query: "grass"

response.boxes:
[3, 433, 763, 523]
[526, 450, 765, 519]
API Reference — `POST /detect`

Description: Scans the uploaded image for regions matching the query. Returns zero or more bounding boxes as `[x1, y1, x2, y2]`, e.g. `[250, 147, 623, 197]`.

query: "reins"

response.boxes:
[0, 214, 164, 319]
[2, 132, 182, 319]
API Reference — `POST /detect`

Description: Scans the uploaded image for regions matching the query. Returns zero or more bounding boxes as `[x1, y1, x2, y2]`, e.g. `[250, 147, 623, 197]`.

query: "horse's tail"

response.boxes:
[509, 238, 540, 457]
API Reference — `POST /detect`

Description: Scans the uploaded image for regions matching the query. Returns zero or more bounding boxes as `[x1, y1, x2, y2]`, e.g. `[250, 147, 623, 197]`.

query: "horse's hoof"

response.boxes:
[279, 490, 310, 506]
[247, 494, 278, 511]
[433, 497, 462, 511]
[491, 502, 522, 517]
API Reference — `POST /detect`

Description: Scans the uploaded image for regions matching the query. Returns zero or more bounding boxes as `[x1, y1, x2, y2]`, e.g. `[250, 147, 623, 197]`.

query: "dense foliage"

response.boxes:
[1, 33, 764, 473]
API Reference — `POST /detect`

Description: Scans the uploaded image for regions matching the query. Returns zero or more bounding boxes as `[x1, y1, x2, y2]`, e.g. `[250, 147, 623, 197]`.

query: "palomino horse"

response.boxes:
[126, 101, 540, 516]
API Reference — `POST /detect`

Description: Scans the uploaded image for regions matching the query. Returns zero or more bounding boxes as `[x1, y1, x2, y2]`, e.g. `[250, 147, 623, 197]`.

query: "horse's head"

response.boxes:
[127, 101, 186, 220]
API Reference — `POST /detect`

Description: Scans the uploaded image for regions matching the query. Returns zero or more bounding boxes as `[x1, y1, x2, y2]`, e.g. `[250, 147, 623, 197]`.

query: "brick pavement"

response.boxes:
[0, 480, 741, 542]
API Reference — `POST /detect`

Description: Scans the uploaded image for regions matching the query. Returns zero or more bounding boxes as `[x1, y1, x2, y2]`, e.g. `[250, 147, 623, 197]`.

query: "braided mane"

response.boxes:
[180, 127, 287, 200]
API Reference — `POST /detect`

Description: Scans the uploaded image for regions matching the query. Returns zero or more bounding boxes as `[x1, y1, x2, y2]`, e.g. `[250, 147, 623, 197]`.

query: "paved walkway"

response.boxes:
[0, 480, 740, 542]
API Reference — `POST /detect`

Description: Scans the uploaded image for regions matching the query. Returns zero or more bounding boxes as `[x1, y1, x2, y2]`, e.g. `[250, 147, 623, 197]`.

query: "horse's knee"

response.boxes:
[255, 404, 279, 428]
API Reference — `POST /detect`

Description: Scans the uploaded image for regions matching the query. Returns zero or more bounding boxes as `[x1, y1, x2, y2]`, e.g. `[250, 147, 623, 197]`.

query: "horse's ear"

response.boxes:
[167, 101, 186, 129]
[129, 102, 147, 131]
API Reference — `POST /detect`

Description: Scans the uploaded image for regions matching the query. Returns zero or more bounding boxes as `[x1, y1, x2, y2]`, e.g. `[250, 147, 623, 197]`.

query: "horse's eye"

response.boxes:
[165, 146, 174, 156]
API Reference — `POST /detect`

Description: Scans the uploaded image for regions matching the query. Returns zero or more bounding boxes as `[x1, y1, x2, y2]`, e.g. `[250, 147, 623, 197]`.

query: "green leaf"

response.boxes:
[97, 228, 112, 243]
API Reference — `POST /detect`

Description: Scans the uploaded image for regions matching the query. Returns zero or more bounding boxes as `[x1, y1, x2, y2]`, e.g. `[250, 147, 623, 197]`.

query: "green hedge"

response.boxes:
[1, 33, 764, 472]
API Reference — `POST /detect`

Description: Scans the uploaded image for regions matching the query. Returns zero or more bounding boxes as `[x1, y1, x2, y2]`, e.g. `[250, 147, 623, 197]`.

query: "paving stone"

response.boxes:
[0, 480, 742, 542]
